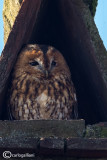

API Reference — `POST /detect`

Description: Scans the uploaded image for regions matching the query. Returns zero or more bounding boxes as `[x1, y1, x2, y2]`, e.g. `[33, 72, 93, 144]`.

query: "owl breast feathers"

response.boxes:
[8, 44, 78, 120]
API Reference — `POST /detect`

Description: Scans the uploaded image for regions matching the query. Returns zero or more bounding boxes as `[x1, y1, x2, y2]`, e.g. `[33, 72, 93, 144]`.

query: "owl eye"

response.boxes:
[51, 60, 56, 67]
[29, 61, 39, 66]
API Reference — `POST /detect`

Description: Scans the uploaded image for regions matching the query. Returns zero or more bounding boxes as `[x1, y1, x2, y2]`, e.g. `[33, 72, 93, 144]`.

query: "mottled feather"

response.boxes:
[7, 44, 78, 120]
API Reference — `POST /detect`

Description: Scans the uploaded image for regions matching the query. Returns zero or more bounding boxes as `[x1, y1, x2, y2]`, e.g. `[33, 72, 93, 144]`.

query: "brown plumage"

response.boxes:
[8, 44, 78, 120]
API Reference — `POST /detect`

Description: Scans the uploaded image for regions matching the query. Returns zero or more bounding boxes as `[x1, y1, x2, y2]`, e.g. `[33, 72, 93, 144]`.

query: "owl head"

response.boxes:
[13, 44, 71, 81]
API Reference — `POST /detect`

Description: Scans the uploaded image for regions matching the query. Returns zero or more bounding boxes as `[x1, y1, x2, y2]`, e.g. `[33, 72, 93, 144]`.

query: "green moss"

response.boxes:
[101, 127, 107, 138]
[85, 123, 107, 138]
[83, 0, 98, 17]
[85, 125, 102, 138]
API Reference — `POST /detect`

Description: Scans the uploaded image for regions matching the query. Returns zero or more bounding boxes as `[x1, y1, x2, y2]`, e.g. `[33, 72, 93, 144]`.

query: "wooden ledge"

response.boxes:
[0, 120, 107, 158]
[0, 137, 107, 158]
[0, 120, 85, 138]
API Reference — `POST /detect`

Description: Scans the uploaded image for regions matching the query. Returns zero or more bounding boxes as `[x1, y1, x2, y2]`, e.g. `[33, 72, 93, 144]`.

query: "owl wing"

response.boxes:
[7, 103, 15, 120]
[69, 82, 78, 119]
[71, 101, 78, 119]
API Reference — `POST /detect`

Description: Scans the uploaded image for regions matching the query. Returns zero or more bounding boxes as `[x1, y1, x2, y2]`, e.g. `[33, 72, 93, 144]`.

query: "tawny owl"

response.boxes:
[7, 44, 78, 120]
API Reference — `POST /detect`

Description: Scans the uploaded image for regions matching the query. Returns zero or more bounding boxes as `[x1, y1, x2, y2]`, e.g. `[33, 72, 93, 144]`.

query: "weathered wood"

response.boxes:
[1, 0, 107, 159]
[39, 138, 64, 156]
[0, 0, 49, 119]
[0, 120, 106, 158]
[67, 138, 107, 150]
[1, 0, 107, 124]
[28, 0, 107, 124]
[0, 136, 107, 158]
[57, 0, 107, 123]
[67, 138, 107, 158]
[0, 120, 85, 138]
[0, 137, 39, 149]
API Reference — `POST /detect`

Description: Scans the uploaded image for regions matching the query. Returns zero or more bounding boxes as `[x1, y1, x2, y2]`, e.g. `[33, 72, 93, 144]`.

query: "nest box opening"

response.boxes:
[1, 0, 107, 124]
[28, 0, 107, 124]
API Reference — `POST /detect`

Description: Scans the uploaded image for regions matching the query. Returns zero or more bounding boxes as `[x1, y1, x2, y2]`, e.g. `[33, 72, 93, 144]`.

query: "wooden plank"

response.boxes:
[0, 136, 107, 158]
[66, 138, 107, 158]
[39, 138, 64, 156]
[0, 0, 48, 119]
[0, 120, 106, 158]
[0, 137, 39, 158]
[67, 138, 107, 150]
[57, 0, 107, 123]
[0, 137, 39, 149]
[0, 120, 85, 138]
